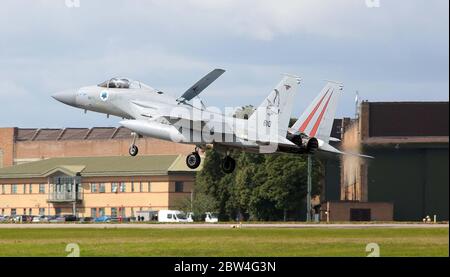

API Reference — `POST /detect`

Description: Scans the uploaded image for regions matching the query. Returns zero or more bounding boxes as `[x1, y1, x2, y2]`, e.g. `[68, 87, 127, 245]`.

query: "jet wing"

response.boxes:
[129, 100, 213, 131]
[176, 69, 225, 103]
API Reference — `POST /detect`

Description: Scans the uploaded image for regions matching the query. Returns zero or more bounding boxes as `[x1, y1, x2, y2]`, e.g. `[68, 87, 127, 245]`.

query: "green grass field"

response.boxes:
[0, 228, 447, 257]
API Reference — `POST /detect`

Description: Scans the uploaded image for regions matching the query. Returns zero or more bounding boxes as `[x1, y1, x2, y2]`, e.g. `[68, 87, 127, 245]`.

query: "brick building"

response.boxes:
[0, 155, 197, 217]
[0, 127, 194, 168]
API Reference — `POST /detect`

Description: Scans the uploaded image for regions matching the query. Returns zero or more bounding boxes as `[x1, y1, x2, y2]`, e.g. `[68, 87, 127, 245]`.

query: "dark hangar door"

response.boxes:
[350, 209, 371, 221]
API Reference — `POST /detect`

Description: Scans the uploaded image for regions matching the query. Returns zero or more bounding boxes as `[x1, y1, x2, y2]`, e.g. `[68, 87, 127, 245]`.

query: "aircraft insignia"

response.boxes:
[100, 91, 109, 101]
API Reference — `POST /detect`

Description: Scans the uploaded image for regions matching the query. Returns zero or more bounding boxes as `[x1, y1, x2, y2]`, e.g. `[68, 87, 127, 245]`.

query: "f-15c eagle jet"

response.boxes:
[52, 69, 371, 174]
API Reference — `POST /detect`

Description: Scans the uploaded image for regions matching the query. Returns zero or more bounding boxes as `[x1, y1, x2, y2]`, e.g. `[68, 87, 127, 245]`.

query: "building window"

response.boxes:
[91, 208, 97, 218]
[99, 183, 105, 193]
[23, 184, 27, 194]
[139, 182, 143, 192]
[111, 208, 117, 217]
[1, 208, 4, 215]
[120, 208, 126, 218]
[29, 184, 32, 194]
[55, 208, 62, 216]
[148, 182, 152, 192]
[119, 182, 126, 193]
[99, 208, 105, 217]
[39, 184, 45, 194]
[28, 208, 32, 215]
[39, 208, 45, 216]
[111, 183, 118, 193]
[11, 184, 17, 194]
[131, 182, 135, 192]
[11, 209, 16, 216]
[175, 181, 184, 193]
[23, 208, 26, 215]
[91, 183, 97, 193]
[1, 184, 5, 194]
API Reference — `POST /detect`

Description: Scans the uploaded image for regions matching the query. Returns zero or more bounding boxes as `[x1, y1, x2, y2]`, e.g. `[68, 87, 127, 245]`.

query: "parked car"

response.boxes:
[94, 216, 111, 223]
[79, 217, 94, 223]
[205, 212, 219, 223]
[13, 215, 32, 223]
[0, 216, 10, 222]
[63, 215, 78, 222]
[48, 216, 66, 223]
[120, 217, 132, 222]
[32, 216, 49, 223]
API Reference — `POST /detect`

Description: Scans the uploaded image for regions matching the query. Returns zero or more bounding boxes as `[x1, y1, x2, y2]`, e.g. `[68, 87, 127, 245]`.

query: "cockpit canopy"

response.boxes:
[98, 77, 152, 89]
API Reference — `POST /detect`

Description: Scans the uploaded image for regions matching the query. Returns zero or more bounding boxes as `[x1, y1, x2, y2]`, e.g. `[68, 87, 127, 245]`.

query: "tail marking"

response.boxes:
[310, 90, 334, 137]
[299, 88, 330, 132]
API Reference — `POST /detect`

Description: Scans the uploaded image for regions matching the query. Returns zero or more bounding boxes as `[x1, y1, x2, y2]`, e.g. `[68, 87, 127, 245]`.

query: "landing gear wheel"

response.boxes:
[129, 145, 139, 157]
[221, 156, 236, 174]
[186, 152, 201, 169]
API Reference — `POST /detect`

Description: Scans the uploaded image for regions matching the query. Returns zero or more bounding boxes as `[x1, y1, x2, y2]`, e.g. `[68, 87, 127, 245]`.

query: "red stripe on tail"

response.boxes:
[299, 88, 330, 132]
[309, 90, 334, 137]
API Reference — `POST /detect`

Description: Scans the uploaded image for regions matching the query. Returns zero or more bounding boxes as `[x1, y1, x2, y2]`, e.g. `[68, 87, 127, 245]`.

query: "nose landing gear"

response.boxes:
[129, 132, 139, 157]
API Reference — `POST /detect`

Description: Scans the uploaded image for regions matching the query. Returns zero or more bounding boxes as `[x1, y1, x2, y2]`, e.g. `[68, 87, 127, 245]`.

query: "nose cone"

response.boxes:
[52, 89, 77, 106]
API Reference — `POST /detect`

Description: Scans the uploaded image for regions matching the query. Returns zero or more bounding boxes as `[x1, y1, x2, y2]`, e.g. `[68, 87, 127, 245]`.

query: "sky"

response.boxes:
[0, 0, 448, 128]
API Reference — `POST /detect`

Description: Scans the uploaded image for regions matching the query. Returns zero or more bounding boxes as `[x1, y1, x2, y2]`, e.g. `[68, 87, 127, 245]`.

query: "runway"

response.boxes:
[0, 223, 447, 229]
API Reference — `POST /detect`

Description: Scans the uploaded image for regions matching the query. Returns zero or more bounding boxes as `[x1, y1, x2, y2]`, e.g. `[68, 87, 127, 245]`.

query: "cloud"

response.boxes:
[0, 0, 448, 127]
[2, 0, 448, 41]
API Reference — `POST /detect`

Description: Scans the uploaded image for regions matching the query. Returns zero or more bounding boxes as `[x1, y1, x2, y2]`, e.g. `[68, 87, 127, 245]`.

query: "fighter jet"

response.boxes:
[52, 69, 370, 174]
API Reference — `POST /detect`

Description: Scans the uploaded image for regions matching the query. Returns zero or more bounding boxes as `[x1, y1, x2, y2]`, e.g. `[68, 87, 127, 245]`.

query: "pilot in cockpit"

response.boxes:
[98, 78, 130, 89]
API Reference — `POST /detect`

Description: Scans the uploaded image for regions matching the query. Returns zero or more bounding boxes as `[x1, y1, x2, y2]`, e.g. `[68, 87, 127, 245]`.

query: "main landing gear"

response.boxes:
[186, 147, 201, 169]
[185, 147, 236, 174]
[221, 155, 236, 174]
[129, 132, 139, 157]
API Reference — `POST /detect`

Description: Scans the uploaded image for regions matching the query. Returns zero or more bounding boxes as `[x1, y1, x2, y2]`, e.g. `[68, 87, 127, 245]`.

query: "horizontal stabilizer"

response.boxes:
[319, 143, 374, 159]
[329, 137, 341, 142]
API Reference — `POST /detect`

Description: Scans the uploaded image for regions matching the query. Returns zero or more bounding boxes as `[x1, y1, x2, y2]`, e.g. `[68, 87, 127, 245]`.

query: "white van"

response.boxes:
[157, 210, 189, 223]
[186, 212, 194, 223]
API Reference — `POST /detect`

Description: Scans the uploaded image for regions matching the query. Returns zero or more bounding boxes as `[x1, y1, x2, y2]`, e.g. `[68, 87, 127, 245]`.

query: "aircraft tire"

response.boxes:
[221, 156, 236, 174]
[186, 152, 201, 169]
[129, 145, 139, 156]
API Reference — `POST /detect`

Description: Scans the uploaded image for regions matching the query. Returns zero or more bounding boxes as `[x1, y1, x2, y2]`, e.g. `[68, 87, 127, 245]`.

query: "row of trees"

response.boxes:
[179, 149, 324, 221]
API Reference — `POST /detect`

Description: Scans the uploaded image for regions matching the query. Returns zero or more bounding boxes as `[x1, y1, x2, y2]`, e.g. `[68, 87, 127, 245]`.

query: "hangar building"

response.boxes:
[323, 101, 449, 221]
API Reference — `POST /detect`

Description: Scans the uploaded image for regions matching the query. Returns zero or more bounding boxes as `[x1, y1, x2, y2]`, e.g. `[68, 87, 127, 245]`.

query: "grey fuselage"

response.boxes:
[55, 84, 298, 154]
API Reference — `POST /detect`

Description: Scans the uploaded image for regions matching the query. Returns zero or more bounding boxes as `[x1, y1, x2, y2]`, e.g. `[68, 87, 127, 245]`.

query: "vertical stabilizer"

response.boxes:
[291, 81, 343, 142]
[248, 74, 301, 142]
